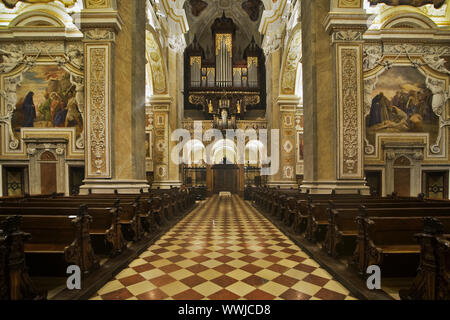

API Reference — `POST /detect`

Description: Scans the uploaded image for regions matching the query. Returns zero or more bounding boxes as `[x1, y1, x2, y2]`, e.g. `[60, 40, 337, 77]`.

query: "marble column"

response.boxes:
[80, 0, 149, 194]
[300, 0, 369, 194]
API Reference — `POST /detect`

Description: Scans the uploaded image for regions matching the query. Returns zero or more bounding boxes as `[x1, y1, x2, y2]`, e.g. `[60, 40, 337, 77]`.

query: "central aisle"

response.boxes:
[91, 195, 356, 300]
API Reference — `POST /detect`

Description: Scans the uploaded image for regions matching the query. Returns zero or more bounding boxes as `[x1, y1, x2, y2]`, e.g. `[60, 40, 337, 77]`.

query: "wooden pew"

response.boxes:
[2, 197, 143, 242]
[0, 204, 125, 257]
[323, 201, 450, 257]
[0, 207, 99, 276]
[354, 214, 450, 277]
[0, 216, 47, 300]
[400, 217, 450, 300]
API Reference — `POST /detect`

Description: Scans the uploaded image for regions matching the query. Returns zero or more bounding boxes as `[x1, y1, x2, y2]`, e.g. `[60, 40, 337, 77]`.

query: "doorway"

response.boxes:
[212, 164, 239, 194]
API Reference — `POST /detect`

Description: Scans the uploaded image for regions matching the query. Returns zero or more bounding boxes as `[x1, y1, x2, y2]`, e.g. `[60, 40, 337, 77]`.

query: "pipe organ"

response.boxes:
[185, 12, 265, 119]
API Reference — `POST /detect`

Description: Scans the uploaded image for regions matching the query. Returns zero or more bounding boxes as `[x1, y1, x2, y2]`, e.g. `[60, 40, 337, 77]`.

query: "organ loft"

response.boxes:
[0, 0, 449, 304]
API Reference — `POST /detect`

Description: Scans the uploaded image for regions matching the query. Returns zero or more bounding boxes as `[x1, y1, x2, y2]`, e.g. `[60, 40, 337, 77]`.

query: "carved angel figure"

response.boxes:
[0, 46, 24, 73]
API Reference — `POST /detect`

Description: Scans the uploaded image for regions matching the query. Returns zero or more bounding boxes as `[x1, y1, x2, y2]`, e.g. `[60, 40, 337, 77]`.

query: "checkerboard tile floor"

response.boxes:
[91, 195, 357, 300]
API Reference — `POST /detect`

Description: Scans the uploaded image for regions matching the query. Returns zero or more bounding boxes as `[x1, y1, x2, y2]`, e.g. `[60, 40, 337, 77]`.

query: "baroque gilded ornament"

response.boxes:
[89, 48, 107, 175]
[0, 0, 76, 8]
[341, 48, 360, 175]
[281, 30, 302, 94]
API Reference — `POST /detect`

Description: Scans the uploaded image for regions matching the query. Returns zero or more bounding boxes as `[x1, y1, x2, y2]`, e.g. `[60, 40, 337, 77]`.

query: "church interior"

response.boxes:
[0, 0, 450, 301]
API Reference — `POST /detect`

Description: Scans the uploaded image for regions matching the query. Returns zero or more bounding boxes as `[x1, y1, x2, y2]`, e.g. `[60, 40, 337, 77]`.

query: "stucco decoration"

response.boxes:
[364, 45, 450, 158]
[0, 41, 84, 153]
[281, 29, 302, 95]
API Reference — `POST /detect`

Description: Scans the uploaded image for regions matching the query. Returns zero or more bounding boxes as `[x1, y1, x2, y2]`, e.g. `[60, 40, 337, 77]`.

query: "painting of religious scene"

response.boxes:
[366, 66, 439, 146]
[11, 65, 83, 139]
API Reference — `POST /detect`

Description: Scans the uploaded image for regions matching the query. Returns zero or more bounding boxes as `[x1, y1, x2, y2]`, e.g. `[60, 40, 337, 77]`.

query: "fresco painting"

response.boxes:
[12, 65, 83, 138]
[366, 66, 439, 146]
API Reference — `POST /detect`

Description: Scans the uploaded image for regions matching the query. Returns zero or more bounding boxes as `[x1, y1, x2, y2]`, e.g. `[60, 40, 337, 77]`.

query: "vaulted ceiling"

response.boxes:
[184, 0, 264, 60]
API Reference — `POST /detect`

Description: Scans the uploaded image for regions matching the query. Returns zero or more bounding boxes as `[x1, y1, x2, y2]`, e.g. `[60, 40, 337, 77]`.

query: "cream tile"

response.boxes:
[226, 282, 255, 297]
[323, 280, 350, 295]
[140, 268, 166, 280]
[292, 281, 322, 296]
[249, 252, 267, 259]
[115, 268, 138, 280]
[159, 251, 178, 259]
[226, 259, 249, 269]
[255, 269, 280, 281]
[175, 259, 196, 268]
[201, 260, 222, 269]
[160, 281, 190, 296]
[272, 251, 290, 259]
[151, 259, 172, 268]
[259, 282, 289, 297]
[252, 260, 272, 268]
[129, 258, 147, 268]
[193, 282, 222, 296]
[127, 281, 156, 296]
[204, 252, 222, 259]
[302, 259, 320, 268]
[284, 269, 308, 281]
[198, 269, 222, 281]
[97, 280, 125, 295]
[227, 252, 245, 259]
[181, 252, 200, 259]
[169, 269, 194, 280]
[226, 269, 252, 281]
[312, 268, 333, 280]
[277, 259, 299, 268]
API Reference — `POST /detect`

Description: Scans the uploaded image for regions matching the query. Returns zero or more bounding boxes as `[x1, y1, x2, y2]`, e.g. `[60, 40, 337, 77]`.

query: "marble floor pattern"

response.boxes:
[91, 195, 357, 300]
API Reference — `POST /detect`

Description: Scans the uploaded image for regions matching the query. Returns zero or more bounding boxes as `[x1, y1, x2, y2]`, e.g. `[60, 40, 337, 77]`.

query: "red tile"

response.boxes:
[186, 264, 209, 274]
[208, 289, 240, 300]
[244, 289, 276, 300]
[101, 288, 133, 300]
[239, 255, 258, 264]
[213, 264, 236, 274]
[303, 274, 329, 287]
[281, 248, 298, 254]
[286, 255, 306, 263]
[173, 289, 205, 300]
[180, 275, 208, 288]
[267, 263, 289, 274]
[216, 256, 234, 263]
[118, 274, 146, 287]
[191, 255, 209, 263]
[211, 275, 238, 288]
[314, 288, 347, 300]
[150, 274, 176, 287]
[167, 255, 185, 263]
[241, 264, 263, 274]
[242, 275, 266, 287]
[160, 264, 182, 273]
[279, 289, 311, 300]
[133, 263, 156, 273]
[293, 263, 316, 273]
[273, 275, 299, 287]
[217, 248, 233, 255]
[143, 255, 163, 262]
[263, 255, 282, 263]
[153, 248, 168, 254]
[136, 288, 169, 300]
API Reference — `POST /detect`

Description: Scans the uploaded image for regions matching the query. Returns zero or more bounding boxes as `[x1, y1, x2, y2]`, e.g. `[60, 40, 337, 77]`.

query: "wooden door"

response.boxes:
[40, 163, 57, 195]
[394, 168, 411, 197]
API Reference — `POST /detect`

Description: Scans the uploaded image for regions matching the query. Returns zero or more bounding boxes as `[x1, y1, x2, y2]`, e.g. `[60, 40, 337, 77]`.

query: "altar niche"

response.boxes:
[211, 163, 240, 194]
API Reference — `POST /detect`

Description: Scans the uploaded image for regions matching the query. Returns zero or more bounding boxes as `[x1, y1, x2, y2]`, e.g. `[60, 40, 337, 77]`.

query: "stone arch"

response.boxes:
[146, 27, 169, 96]
[279, 24, 302, 96]
[382, 12, 438, 30]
